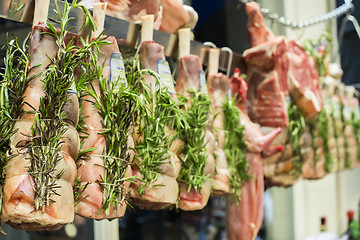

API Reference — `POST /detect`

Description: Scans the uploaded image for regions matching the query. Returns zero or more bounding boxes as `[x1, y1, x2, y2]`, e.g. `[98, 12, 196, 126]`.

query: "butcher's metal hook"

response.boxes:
[338, 14, 360, 47]
[221, 47, 233, 77]
[200, 42, 217, 69]
[203, 42, 217, 48]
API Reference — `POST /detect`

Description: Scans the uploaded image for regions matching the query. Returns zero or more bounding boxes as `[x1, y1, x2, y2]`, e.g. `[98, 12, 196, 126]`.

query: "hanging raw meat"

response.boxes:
[80, 0, 162, 29]
[345, 87, 360, 169]
[129, 15, 182, 210]
[245, 2, 323, 121]
[243, 36, 289, 128]
[227, 69, 283, 240]
[175, 29, 216, 210]
[204, 48, 232, 197]
[244, 2, 324, 187]
[159, 0, 191, 33]
[2, 0, 82, 230]
[349, 88, 360, 169]
[75, 3, 133, 219]
[287, 40, 323, 120]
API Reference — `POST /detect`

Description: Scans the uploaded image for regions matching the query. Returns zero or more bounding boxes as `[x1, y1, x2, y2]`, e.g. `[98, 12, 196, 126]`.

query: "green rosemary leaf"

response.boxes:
[0, 36, 30, 233]
[177, 90, 211, 192]
[22, 0, 110, 211]
[222, 97, 249, 203]
[125, 52, 187, 195]
[288, 98, 306, 177]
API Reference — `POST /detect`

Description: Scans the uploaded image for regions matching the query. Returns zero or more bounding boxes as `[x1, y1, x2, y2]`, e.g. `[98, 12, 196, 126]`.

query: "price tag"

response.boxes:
[110, 52, 127, 90]
[67, 81, 77, 95]
[199, 70, 208, 94]
[157, 59, 175, 94]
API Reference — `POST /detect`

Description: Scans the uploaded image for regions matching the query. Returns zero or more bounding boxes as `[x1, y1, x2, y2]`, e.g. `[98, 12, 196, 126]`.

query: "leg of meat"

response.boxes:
[76, 36, 131, 219]
[243, 37, 289, 128]
[207, 73, 231, 195]
[226, 153, 264, 240]
[175, 54, 216, 209]
[159, 0, 190, 33]
[129, 40, 180, 209]
[2, 24, 78, 230]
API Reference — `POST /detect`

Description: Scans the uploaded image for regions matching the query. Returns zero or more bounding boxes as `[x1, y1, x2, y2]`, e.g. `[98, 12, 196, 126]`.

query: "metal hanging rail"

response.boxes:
[238, 0, 354, 29]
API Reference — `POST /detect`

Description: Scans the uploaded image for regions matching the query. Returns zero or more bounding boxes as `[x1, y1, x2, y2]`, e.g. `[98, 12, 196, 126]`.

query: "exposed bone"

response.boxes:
[178, 28, 191, 59]
[32, 0, 49, 26]
[208, 48, 220, 76]
[141, 15, 154, 42]
[92, 2, 107, 38]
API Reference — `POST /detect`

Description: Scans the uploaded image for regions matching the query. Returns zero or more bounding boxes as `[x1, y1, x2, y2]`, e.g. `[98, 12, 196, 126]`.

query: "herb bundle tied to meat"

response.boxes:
[23, 0, 108, 211]
[80, 64, 140, 215]
[177, 90, 211, 193]
[223, 97, 249, 203]
[126, 53, 187, 195]
[0, 37, 30, 234]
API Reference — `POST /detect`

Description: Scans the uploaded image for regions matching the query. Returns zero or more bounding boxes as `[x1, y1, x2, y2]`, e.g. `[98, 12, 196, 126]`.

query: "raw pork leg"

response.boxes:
[175, 54, 216, 210]
[226, 153, 263, 240]
[226, 69, 283, 239]
[207, 73, 231, 196]
[129, 40, 181, 210]
[2, 24, 77, 231]
[76, 36, 132, 219]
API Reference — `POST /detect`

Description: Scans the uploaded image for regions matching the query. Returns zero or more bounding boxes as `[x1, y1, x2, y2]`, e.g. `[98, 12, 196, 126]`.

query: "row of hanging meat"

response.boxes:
[0, 1, 277, 239]
[244, 2, 360, 189]
[1, 1, 359, 240]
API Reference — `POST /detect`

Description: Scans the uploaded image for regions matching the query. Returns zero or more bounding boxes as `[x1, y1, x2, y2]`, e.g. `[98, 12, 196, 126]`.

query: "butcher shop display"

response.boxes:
[0, 0, 97, 231]
[1, 0, 360, 238]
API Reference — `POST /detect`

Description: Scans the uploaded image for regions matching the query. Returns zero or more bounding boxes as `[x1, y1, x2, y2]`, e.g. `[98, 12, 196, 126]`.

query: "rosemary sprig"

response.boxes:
[0, 36, 29, 235]
[177, 90, 211, 193]
[23, 0, 108, 211]
[82, 65, 139, 215]
[223, 97, 249, 203]
[126, 53, 187, 195]
[288, 98, 306, 178]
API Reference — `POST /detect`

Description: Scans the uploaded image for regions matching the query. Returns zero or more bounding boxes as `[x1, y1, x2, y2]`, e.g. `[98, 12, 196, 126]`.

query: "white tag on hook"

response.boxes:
[157, 59, 176, 94]
[110, 52, 127, 90]
[200, 70, 208, 94]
